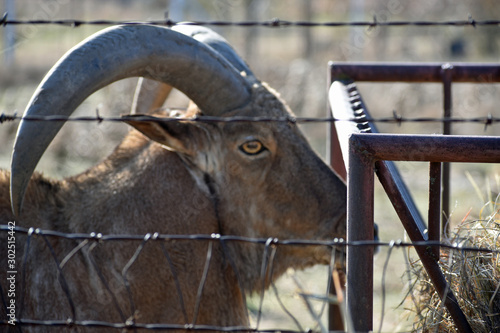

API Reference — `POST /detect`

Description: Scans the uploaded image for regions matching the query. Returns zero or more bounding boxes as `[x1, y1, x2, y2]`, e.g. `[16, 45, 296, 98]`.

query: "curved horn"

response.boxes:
[131, 78, 174, 115]
[131, 24, 256, 114]
[11, 24, 252, 216]
[173, 25, 255, 78]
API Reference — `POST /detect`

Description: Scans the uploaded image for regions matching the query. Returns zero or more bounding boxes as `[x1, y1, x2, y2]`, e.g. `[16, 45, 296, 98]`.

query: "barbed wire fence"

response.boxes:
[1, 16, 500, 128]
[1, 221, 499, 332]
[1, 12, 500, 333]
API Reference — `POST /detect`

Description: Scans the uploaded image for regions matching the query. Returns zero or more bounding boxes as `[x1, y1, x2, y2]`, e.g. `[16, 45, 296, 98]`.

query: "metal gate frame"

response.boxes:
[346, 132, 498, 332]
[329, 62, 500, 234]
[327, 63, 500, 332]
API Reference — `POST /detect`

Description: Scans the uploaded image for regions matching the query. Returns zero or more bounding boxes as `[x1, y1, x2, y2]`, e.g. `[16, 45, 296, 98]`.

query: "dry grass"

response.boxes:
[408, 188, 500, 332]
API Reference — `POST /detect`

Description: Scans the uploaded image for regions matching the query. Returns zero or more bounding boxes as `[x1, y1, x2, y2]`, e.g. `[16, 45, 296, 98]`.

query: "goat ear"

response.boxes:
[122, 115, 199, 155]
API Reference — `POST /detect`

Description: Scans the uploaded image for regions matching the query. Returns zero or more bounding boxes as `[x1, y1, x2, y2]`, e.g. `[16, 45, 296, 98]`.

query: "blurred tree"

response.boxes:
[3, 0, 16, 65]
[243, 0, 259, 61]
[301, 0, 313, 59]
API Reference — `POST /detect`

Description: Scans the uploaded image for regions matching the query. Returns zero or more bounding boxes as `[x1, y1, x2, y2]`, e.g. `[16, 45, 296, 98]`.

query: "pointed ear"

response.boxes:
[121, 114, 201, 155]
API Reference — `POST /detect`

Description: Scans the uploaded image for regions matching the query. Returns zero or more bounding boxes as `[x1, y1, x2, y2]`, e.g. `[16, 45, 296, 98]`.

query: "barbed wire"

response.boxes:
[1, 13, 499, 29]
[1, 223, 499, 332]
[0, 319, 286, 332]
[1, 224, 498, 255]
[1, 112, 499, 128]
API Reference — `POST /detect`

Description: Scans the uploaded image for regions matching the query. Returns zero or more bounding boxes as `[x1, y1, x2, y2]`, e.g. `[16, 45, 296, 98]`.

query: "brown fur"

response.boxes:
[0, 86, 346, 331]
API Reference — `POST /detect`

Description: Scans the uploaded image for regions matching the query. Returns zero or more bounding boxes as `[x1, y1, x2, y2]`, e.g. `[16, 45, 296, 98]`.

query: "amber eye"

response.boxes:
[240, 140, 266, 155]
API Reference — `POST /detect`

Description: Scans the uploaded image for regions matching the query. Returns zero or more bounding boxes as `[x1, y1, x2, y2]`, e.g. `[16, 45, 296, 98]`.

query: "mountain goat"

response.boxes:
[0, 25, 347, 331]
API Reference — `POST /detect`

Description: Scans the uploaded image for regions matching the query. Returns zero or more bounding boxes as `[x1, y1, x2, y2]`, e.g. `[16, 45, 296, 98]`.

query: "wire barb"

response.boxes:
[484, 113, 493, 131]
[0, 12, 7, 26]
[468, 14, 477, 28]
[0, 112, 16, 124]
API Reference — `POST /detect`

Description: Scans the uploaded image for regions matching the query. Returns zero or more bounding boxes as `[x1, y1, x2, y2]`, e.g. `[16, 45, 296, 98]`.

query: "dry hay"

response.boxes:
[408, 193, 500, 332]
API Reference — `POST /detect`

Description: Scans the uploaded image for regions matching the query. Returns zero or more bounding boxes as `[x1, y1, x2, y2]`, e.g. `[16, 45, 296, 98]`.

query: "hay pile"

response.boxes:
[408, 194, 500, 332]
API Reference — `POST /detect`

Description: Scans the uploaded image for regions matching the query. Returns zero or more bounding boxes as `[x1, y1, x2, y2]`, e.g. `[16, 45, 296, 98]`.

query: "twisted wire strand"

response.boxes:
[1, 112, 499, 128]
[0, 224, 498, 253]
[0, 14, 497, 28]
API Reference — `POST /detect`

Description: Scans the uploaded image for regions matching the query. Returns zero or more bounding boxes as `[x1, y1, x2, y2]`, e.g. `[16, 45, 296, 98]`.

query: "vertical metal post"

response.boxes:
[428, 162, 442, 259]
[346, 136, 374, 332]
[441, 64, 453, 236]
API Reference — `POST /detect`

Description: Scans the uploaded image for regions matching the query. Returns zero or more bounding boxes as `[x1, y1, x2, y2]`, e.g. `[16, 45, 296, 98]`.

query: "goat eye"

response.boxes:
[240, 140, 266, 155]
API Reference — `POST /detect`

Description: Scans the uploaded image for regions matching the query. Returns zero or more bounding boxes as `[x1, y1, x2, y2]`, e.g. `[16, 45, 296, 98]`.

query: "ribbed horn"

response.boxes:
[131, 24, 256, 114]
[11, 24, 252, 216]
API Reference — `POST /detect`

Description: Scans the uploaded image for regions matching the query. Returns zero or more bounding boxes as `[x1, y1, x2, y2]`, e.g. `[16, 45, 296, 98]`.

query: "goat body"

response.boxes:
[0, 25, 346, 331]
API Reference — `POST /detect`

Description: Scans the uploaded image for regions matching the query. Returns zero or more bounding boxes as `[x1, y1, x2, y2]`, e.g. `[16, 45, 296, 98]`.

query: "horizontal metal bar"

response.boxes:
[330, 62, 500, 83]
[349, 133, 500, 163]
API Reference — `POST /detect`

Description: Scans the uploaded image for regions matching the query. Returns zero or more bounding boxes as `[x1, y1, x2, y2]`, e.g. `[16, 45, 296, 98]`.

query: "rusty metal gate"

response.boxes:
[327, 62, 500, 332]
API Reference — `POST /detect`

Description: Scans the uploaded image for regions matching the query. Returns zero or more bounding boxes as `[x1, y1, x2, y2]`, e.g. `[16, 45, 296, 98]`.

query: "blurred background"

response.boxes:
[1, 1, 499, 331]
